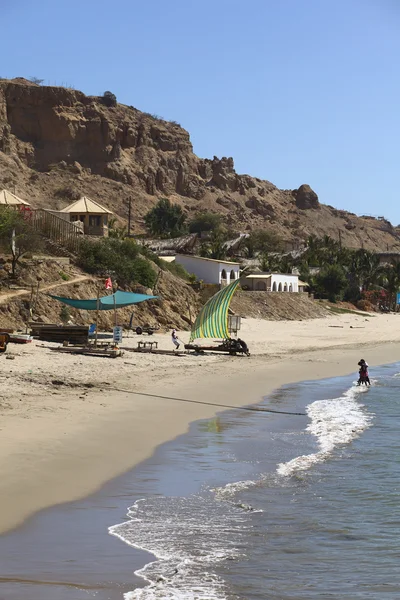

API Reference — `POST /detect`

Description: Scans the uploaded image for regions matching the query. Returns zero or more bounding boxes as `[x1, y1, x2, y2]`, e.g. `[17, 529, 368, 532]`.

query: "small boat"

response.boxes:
[9, 333, 33, 344]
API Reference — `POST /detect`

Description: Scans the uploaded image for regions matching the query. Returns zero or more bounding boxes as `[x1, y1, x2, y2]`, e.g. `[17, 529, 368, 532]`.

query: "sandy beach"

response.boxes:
[1, 310, 400, 535]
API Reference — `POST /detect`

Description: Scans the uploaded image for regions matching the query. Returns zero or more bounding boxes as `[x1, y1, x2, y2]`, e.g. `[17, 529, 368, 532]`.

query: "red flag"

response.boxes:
[105, 277, 112, 290]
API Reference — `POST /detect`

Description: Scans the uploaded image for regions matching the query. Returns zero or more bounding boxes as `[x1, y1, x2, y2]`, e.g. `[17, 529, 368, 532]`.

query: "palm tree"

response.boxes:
[381, 261, 400, 310]
[349, 249, 381, 291]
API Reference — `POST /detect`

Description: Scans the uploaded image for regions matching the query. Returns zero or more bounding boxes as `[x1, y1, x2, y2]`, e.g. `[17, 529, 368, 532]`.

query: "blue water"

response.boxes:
[1, 364, 399, 600]
[110, 364, 400, 599]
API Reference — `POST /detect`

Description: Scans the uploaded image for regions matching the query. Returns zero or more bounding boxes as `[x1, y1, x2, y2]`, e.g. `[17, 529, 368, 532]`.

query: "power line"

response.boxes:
[108, 386, 306, 416]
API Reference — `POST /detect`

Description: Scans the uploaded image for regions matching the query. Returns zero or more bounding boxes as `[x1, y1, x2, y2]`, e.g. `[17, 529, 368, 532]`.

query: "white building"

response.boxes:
[174, 254, 240, 285]
[243, 272, 299, 292]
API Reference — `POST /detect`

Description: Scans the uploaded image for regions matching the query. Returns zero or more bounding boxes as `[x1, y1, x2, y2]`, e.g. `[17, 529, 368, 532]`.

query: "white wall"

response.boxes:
[175, 255, 240, 284]
[270, 274, 298, 292]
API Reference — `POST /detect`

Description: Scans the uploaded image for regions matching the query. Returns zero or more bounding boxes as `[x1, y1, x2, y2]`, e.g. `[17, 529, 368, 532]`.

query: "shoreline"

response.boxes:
[1, 313, 400, 534]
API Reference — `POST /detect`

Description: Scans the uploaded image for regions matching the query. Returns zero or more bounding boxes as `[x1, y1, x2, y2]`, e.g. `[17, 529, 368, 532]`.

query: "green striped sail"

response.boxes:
[189, 279, 240, 342]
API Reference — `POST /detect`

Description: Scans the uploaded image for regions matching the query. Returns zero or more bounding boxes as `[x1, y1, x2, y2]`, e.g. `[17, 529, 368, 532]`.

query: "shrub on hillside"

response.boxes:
[102, 91, 117, 107]
[162, 260, 192, 281]
[77, 238, 156, 288]
[139, 246, 193, 282]
[144, 198, 186, 238]
[188, 212, 222, 234]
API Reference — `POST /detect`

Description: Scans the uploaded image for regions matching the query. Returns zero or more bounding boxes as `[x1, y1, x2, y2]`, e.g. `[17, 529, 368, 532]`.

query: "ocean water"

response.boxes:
[109, 363, 400, 600]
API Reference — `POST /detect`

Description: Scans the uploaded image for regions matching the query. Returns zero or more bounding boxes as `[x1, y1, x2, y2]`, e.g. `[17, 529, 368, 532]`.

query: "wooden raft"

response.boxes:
[30, 323, 89, 345]
[122, 346, 185, 356]
[50, 346, 121, 358]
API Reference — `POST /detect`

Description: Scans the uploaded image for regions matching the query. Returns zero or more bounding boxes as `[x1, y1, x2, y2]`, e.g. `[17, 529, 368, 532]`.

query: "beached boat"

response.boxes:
[9, 333, 33, 344]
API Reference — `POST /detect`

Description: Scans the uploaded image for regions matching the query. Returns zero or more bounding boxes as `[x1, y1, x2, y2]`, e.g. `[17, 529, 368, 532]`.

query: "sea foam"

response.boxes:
[109, 495, 246, 599]
[277, 384, 372, 477]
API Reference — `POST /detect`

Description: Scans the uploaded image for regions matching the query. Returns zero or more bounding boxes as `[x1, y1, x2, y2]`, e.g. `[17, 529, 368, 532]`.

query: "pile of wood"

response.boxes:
[29, 323, 89, 345]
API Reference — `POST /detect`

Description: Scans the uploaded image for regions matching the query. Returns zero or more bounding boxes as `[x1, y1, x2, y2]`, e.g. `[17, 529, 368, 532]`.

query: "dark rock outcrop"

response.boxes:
[293, 184, 320, 210]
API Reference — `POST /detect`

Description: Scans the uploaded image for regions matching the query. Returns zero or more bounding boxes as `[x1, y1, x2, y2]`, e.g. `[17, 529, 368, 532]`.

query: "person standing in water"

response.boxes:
[358, 359, 370, 386]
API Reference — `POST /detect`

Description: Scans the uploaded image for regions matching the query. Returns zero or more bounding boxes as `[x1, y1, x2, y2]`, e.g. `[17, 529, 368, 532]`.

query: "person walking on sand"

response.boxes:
[171, 328, 181, 351]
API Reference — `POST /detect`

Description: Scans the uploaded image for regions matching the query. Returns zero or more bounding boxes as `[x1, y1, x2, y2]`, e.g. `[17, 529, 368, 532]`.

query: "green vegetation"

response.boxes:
[295, 235, 400, 308]
[251, 234, 400, 309]
[59, 305, 71, 324]
[325, 305, 373, 317]
[144, 198, 186, 238]
[199, 228, 229, 260]
[108, 216, 127, 239]
[102, 91, 117, 107]
[77, 238, 156, 288]
[244, 228, 284, 258]
[59, 271, 70, 281]
[0, 208, 43, 277]
[188, 212, 222, 234]
[161, 260, 193, 281]
[140, 245, 193, 282]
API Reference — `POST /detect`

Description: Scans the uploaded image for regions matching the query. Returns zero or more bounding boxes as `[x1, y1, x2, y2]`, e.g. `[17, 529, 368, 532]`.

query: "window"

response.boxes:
[89, 215, 101, 227]
[230, 270, 236, 280]
[221, 269, 227, 281]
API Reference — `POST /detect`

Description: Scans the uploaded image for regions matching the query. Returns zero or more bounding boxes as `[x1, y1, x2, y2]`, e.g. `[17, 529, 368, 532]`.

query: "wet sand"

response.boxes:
[1, 313, 400, 535]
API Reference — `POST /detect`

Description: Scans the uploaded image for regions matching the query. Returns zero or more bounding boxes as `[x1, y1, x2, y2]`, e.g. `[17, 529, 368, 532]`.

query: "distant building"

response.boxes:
[174, 254, 240, 285]
[243, 272, 300, 292]
[60, 196, 112, 236]
[377, 252, 400, 266]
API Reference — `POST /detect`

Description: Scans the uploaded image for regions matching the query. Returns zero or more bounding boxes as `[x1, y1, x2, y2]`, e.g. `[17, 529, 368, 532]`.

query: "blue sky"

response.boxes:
[2, 0, 400, 223]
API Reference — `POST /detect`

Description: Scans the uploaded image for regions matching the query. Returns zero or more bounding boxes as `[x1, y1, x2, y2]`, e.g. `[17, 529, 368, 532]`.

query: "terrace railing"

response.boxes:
[29, 209, 82, 255]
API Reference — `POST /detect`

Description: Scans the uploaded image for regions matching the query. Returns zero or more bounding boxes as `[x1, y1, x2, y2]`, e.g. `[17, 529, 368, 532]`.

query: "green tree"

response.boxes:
[144, 198, 186, 238]
[315, 264, 348, 302]
[77, 238, 156, 288]
[381, 261, 400, 309]
[199, 227, 230, 260]
[244, 229, 284, 258]
[108, 216, 127, 239]
[188, 212, 222, 234]
[0, 209, 43, 277]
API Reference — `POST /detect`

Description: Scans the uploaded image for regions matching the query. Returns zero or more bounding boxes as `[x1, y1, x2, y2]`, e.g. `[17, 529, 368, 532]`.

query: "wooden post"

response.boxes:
[113, 290, 117, 327]
[94, 287, 100, 347]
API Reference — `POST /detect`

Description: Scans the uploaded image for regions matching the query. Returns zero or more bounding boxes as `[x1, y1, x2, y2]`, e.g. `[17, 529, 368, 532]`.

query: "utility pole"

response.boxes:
[127, 196, 132, 237]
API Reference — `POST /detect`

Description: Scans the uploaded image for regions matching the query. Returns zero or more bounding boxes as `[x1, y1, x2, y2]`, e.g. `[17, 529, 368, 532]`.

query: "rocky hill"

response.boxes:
[0, 77, 399, 252]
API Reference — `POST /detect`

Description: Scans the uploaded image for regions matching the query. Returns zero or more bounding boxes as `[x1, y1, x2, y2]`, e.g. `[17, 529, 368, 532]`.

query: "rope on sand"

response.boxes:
[109, 386, 307, 416]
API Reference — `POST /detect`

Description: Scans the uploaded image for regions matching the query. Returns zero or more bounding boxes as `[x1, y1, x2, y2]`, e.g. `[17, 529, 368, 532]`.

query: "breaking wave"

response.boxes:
[277, 384, 372, 477]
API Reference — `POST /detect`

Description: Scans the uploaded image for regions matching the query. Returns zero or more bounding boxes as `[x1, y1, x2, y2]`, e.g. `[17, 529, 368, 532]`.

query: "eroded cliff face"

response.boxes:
[0, 78, 399, 252]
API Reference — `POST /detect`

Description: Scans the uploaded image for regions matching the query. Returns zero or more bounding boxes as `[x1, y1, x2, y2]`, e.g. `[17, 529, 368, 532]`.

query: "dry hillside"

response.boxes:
[0, 258, 202, 331]
[1, 78, 399, 252]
